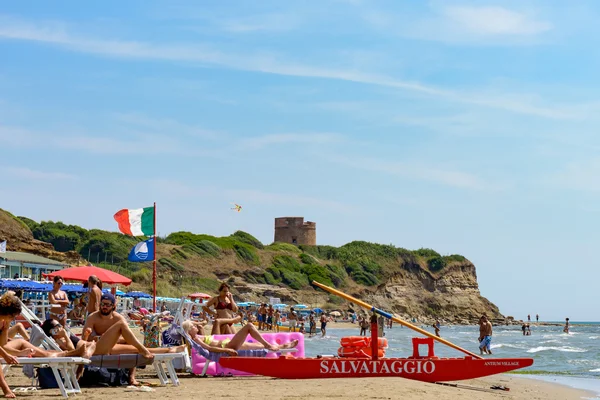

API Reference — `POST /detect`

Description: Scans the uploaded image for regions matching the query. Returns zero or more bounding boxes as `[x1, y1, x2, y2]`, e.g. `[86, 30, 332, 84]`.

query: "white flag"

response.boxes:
[0, 241, 5, 253]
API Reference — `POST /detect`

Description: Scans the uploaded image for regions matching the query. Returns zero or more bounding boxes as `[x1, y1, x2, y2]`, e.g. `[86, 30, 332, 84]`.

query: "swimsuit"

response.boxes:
[215, 298, 233, 310]
[50, 292, 68, 320]
[203, 335, 231, 348]
[479, 335, 492, 350]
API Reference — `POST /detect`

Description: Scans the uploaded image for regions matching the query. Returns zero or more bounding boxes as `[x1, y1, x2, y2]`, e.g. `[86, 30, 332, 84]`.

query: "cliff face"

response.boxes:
[360, 261, 502, 324]
[0, 209, 80, 264]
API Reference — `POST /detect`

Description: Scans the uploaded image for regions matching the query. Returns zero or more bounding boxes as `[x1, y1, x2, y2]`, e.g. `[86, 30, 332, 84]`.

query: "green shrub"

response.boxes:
[230, 231, 264, 249]
[197, 240, 221, 257]
[303, 264, 334, 287]
[299, 245, 338, 260]
[325, 264, 347, 286]
[16, 216, 37, 232]
[171, 248, 189, 260]
[443, 254, 467, 263]
[265, 242, 302, 254]
[413, 248, 441, 259]
[158, 257, 184, 272]
[344, 261, 379, 286]
[131, 268, 151, 283]
[299, 253, 317, 264]
[272, 255, 303, 272]
[234, 244, 259, 265]
[427, 256, 446, 272]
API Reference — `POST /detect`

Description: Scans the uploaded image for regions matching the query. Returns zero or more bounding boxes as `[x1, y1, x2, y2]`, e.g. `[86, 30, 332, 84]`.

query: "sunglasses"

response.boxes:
[100, 302, 113, 307]
[55, 282, 63, 286]
[49, 325, 61, 335]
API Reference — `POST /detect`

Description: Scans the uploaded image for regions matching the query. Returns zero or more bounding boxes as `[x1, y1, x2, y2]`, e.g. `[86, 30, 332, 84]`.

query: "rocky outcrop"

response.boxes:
[361, 261, 501, 324]
[0, 209, 80, 264]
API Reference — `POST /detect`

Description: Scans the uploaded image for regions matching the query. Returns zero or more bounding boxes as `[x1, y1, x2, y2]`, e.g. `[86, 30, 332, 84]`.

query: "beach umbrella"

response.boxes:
[103, 288, 125, 296]
[312, 307, 324, 313]
[62, 284, 87, 294]
[188, 293, 212, 299]
[294, 304, 308, 309]
[46, 265, 132, 286]
[330, 311, 342, 317]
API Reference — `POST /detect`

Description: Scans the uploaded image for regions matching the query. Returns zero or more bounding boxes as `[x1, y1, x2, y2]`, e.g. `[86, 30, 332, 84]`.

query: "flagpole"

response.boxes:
[153, 202, 157, 312]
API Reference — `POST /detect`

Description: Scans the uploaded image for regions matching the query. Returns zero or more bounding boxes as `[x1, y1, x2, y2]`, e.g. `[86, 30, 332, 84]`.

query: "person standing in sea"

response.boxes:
[478, 315, 493, 355]
[564, 317, 570, 333]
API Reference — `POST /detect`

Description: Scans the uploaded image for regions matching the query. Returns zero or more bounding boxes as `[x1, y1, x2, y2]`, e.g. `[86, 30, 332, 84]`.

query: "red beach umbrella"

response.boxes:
[188, 293, 212, 299]
[47, 265, 132, 286]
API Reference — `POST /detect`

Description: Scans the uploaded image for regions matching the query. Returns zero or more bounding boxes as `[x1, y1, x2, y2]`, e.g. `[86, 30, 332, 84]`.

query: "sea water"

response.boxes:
[302, 322, 600, 396]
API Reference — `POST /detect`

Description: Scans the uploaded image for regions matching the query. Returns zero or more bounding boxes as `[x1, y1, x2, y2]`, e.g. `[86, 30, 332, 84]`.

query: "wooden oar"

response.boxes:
[312, 280, 483, 359]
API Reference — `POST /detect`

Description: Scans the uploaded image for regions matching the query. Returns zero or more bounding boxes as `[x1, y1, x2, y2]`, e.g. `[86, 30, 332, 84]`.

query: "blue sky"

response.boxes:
[1, 1, 599, 321]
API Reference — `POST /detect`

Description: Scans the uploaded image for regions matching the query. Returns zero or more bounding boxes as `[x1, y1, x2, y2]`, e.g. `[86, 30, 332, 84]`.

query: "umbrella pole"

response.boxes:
[153, 202, 157, 313]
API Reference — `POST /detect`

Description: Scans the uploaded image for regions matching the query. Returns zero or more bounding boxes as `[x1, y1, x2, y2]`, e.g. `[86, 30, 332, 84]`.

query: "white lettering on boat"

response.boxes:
[319, 360, 436, 375]
[484, 361, 519, 366]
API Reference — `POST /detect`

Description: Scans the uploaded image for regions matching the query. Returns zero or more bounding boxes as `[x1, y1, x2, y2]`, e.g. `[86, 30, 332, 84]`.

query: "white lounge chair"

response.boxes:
[26, 306, 186, 387]
[1, 357, 90, 398]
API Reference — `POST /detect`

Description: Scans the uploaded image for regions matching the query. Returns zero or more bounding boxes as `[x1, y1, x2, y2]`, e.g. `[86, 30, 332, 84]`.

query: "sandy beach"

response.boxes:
[4, 368, 591, 400]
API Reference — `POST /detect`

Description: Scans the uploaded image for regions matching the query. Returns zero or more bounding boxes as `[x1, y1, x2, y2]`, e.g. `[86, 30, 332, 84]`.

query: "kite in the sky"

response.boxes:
[231, 203, 242, 212]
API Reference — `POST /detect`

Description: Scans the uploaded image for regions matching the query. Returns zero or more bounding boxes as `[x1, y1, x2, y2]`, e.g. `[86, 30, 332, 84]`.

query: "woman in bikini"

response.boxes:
[48, 276, 69, 327]
[202, 283, 239, 335]
[182, 319, 298, 354]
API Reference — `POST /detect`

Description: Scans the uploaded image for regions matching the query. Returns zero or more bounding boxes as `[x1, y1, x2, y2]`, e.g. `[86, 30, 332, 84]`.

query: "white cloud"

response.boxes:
[327, 154, 503, 191]
[0, 124, 212, 156]
[239, 133, 344, 150]
[0, 16, 576, 120]
[0, 166, 76, 180]
[442, 6, 552, 36]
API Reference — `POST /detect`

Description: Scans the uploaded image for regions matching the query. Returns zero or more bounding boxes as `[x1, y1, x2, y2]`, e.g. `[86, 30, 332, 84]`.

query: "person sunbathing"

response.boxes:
[0, 292, 94, 359]
[81, 293, 186, 385]
[0, 292, 95, 398]
[182, 318, 298, 355]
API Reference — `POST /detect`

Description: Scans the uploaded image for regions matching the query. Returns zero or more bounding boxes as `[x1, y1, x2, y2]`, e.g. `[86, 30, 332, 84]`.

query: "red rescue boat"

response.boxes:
[222, 282, 535, 382]
[220, 355, 534, 382]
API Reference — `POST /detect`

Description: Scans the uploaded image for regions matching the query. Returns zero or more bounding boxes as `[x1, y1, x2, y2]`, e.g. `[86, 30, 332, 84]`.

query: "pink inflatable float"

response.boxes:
[191, 332, 305, 376]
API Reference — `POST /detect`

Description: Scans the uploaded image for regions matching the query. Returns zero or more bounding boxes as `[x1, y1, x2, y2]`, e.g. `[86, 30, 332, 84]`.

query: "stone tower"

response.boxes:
[274, 217, 316, 246]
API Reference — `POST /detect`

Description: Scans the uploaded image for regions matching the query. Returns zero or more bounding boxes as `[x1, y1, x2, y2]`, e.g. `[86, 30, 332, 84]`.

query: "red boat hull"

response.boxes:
[219, 356, 534, 382]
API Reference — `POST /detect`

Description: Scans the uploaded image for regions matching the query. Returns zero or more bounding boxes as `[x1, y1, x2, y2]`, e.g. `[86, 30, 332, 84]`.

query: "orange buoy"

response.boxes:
[337, 346, 386, 358]
[340, 336, 388, 348]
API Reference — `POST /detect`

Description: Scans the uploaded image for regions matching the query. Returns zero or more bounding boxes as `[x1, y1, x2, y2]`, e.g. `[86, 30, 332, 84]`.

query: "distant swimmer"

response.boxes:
[564, 317, 570, 333]
[536, 314, 539, 323]
[433, 320, 441, 337]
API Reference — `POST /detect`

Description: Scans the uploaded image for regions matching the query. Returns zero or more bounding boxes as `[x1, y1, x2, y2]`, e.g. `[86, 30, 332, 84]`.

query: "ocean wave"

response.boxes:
[589, 368, 600, 372]
[527, 346, 587, 353]
[589, 336, 599, 339]
[490, 343, 528, 350]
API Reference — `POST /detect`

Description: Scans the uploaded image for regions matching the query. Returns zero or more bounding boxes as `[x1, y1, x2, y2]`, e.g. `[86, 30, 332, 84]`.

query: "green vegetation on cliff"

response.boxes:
[15, 216, 469, 297]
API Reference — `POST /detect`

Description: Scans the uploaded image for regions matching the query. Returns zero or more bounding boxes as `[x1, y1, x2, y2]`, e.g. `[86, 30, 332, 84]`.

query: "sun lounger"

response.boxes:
[174, 324, 297, 376]
[1, 357, 90, 398]
[29, 314, 186, 386]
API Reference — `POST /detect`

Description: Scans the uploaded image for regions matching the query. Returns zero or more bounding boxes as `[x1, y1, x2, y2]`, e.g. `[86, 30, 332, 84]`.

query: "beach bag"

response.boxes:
[37, 367, 60, 389]
[78, 366, 130, 387]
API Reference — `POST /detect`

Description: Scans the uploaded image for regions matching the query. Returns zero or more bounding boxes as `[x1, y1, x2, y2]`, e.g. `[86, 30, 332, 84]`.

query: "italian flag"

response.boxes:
[114, 207, 154, 236]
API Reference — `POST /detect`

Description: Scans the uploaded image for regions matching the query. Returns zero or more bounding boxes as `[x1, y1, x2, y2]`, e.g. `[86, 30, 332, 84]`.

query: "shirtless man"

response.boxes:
[288, 307, 298, 332]
[48, 276, 69, 327]
[86, 275, 102, 316]
[478, 315, 493, 355]
[82, 293, 185, 385]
